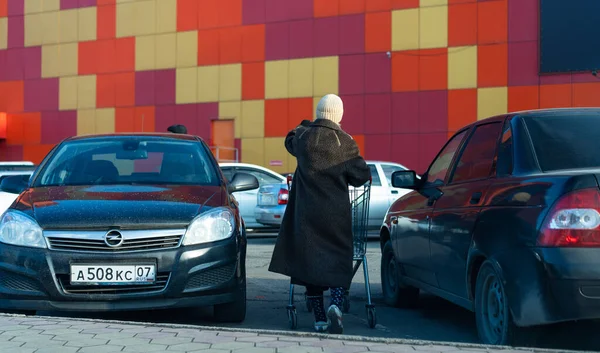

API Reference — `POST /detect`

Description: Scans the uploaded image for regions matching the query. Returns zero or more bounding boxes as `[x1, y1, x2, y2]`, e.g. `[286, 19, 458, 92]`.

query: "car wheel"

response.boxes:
[475, 261, 540, 346]
[381, 241, 419, 308]
[214, 276, 246, 323]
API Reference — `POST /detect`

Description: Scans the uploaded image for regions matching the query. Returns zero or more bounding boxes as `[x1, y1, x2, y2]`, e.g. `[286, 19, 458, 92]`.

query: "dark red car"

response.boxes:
[380, 108, 600, 346]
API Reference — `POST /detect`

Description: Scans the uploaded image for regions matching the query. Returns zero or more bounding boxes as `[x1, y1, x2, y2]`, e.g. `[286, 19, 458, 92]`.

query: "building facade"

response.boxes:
[0, 0, 593, 173]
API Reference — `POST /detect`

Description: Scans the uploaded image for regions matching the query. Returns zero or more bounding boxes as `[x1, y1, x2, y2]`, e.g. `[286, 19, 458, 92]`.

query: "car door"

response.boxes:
[391, 130, 469, 286]
[366, 164, 389, 230]
[429, 121, 504, 298]
[234, 167, 283, 227]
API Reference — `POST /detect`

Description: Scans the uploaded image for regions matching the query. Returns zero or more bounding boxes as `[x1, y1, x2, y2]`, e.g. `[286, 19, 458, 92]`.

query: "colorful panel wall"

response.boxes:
[0, 0, 597, 173]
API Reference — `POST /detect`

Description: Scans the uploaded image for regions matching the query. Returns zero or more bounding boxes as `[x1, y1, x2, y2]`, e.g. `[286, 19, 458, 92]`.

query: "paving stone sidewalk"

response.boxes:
[0, 314, 561, 353]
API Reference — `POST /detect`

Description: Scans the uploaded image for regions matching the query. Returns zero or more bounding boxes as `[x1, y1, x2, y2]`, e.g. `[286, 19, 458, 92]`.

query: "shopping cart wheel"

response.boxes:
[287, 306, 298, 330]
[342, 293, 350, 313]
[304, 293, 313, 312]
[366, 306, 377, 329]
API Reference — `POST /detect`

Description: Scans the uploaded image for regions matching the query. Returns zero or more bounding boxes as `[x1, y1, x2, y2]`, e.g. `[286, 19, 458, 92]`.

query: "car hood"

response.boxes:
[12, 185, 224, 230]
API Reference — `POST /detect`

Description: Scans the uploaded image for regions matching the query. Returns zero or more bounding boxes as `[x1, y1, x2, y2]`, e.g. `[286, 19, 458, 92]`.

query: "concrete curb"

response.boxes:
[0, 313, 587, 353]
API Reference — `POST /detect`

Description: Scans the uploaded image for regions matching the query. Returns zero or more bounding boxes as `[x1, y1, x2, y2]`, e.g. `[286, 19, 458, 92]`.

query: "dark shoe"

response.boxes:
[326, 305, 343, 334]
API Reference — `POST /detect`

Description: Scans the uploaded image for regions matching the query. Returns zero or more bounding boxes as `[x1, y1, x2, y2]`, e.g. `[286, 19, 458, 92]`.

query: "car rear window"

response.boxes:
[524, 113, 600, 172]
[34, 137, 220, 187]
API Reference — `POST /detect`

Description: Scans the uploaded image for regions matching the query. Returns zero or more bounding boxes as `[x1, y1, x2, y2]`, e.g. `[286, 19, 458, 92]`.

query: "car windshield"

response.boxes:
[524, 113, 600, 172]
[33, 137, 220, 187]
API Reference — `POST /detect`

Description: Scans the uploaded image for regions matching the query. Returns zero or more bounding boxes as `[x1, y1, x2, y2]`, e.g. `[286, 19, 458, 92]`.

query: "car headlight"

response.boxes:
[183, 207, 235, 246]
[0, 210, 46, 248]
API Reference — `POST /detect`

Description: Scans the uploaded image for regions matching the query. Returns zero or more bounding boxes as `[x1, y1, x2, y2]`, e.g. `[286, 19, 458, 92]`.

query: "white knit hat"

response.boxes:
[315, 94, 344, 124]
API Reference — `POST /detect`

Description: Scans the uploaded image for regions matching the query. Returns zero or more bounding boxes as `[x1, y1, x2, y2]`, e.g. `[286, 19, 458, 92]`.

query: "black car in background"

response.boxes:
[0, 133, 259, 322]
[380, 109, 600, 346]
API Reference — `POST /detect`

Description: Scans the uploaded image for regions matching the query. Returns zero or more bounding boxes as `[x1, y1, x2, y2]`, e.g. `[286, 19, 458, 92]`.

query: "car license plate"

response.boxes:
[260, 194, 275, 205]
[70, 264, 156, 285]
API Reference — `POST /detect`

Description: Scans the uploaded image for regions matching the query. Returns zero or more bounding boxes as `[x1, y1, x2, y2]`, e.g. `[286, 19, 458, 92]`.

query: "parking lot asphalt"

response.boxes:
[34, 235, 600, 351]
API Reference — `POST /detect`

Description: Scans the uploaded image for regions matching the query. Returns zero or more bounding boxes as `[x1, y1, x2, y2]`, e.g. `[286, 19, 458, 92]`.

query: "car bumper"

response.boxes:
[255, 205, 285, 226]
[497, 247, 600, 327]
[0, 235, 244, 312]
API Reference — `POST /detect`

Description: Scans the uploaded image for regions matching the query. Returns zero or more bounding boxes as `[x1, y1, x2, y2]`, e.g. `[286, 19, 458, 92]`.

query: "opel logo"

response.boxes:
[104, 230, 124, 248]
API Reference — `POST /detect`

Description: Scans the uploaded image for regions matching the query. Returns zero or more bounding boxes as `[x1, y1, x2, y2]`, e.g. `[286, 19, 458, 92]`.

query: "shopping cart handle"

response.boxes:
[369, 176, 372, 185]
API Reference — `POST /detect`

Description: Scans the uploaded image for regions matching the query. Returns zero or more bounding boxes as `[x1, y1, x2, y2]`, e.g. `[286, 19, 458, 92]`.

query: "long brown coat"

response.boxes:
[268, 119, 371, 289]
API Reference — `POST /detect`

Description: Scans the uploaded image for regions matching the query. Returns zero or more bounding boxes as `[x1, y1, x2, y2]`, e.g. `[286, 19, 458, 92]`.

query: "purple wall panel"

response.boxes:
[23, 47, 41, 80]
[339, 14, 365, 55]
[24, 78, 59, 112]
[0, 51, 6, 82]
[5, 49, 24, 81]
[508, 0, 537, 42]
[364, 53, 391, 93]
[289, 20, 314, 59]
[78, 0, 97, 8]
[0, 145, 24, 161]
[197, 103, 219, 140]
[8, 16, 24, 49]
[508, 41, 539, 86]
[339, 94, 364, 135]
[155, 105, 177, 132]
[418, 90, 447, 133]
[364, 133, 391, 161]
[289, 0, 313, 20]
[313, 17, 339, 57]
[175, 104, 199, 135]
[391, 92, 419, 134]
[135, 71, 155, 106]
[339, 54, 365, 95]
[265, 0, 290, 22]
[60, 0, 79, 9]
[8, 0, 24, 16]
[41, 110, 77, 144]
[265, 22, 290, 60]
[243, 0, 266, 25]
[391, 134, 419, 171]
[364, 93, 391, 135]
[155, 69, 176, 105]
[418, 133, 447, 173]
[540, 74, 571, 85]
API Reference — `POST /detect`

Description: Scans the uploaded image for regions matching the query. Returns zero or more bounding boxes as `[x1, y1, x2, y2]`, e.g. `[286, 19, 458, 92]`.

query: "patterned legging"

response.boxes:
[306, 286, 345, 322]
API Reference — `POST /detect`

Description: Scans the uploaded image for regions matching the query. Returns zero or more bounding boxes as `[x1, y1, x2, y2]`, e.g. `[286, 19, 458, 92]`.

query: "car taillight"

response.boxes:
[278, 188, 289, 205]
[538, 188, 600, 247]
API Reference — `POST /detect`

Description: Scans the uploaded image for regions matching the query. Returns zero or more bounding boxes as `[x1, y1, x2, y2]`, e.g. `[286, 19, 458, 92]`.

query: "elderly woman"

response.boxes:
[269, 94, 371, 334]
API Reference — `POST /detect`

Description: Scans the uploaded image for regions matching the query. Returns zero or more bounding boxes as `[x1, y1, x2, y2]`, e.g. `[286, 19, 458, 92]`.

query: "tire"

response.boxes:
[474, 261, 540, 346]
[214, 277, 246, 323]
[381, 241, 419, 308]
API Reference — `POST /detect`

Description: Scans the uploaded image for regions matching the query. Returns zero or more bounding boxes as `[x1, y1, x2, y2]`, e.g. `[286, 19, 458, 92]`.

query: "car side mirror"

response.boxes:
[391, 170, 419, 189]
[0, 175, 30, 194]
[228, 172, 259, 193]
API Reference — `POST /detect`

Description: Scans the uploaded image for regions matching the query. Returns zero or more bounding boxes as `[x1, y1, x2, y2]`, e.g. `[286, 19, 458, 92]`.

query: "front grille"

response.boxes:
[0, 270, 42, 293]
[58, 273, 170, 295]
[185, 263, 236, 290]
[48, 235, 182, 252]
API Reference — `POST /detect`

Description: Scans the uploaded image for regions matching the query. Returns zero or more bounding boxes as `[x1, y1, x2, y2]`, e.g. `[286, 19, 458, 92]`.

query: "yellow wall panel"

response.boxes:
[59, 43, 79, 77]
[197, 65, 220, 102]
[155, 0, 177, 34]
[420, 0, 447, 6]
[78, 8, 97, 42]
[77, 75, 97, 110]
[392, 9, 419, 51]
[41, 11, 60, 45]
[264, 138, 287, 173]
[135, 35, 156, 71]
[241, 138, 265, 166]
[155, 33, 176, 69]
[287, 153, 297, 172]
[24, 0, 42, 14]
[265, 60, 289, 99]
[116, 2, 136, 38]
[477, 87, 508, 120]
[312, 97, 320, 118]
[176, 67, 198, 104]
[135, 0, 157, 36]
[289, 59, 313, 98]
[176, 31, 198, 68]
[95, 108, 116, 134]
[42, 0, 60, 12]
[41, 44, 60, 78]
[448, 46, 477, 89]
[24, 13, 43, 47]
[420, 5, 448, 49]
[59, 77, 78, 111]
[219, 101, 242, 138]
[0, 18, 6, 50]
[241, 100, 265, 138]
[220, 64, 242, 102]
[77, 109, 96, 136]
[313, 56, 339, 96]
[59, 9, 78, 44]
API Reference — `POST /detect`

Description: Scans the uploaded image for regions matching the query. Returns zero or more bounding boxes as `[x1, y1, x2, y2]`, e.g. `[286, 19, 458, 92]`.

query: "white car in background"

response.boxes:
[219, 163, 286, 230]
[0, 162, 36, 214]
[254, 161, 412, 235]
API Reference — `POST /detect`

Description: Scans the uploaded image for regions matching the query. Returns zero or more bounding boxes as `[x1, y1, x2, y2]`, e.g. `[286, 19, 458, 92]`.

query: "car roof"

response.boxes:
[65, 133, 201, 142]
[218, 163, 286, 178]
[471, 108, 600, 128]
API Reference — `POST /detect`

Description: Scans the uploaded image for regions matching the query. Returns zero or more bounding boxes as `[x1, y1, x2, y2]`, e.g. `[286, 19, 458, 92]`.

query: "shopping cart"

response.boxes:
[286, 175, 377, 330]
